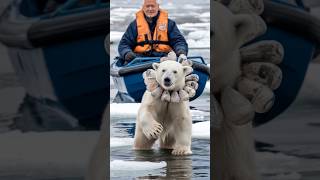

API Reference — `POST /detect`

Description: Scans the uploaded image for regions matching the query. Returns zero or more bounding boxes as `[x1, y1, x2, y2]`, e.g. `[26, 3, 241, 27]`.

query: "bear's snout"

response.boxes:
[164, 77, 172, 87]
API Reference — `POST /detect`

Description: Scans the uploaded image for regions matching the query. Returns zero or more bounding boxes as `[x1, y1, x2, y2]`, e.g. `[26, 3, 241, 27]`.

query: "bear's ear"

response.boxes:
[152, 63, 160, 70]
[183, 66, 193, 75]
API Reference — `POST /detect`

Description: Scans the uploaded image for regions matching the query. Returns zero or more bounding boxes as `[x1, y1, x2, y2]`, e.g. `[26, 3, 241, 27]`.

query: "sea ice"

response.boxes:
[111, 160, 167, 171]
[110, 103, 210, 119]
[111, 137, 134, 147]
[192, 121, 210, 139]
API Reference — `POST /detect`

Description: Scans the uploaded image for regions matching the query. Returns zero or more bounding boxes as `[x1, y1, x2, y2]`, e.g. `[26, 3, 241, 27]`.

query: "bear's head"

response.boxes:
[152, 61, 193, 91]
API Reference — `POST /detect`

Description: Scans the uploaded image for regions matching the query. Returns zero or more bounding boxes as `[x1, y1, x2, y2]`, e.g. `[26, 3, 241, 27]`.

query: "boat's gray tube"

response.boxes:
[110, 61, 210, 77]
[0, 5, 108, 48]
[29, 9, 109, 47]
[262, 0, 320, 46]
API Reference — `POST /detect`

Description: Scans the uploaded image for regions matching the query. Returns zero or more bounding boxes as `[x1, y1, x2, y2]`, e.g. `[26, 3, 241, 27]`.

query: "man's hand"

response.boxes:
[124, 51, 137, 64]
[178, 54, 187, 63]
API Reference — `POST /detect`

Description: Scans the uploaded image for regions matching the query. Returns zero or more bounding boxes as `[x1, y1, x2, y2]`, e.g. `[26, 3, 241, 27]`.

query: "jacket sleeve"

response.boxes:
[168, 19, 188, 56]
[118, 21, 138, 59]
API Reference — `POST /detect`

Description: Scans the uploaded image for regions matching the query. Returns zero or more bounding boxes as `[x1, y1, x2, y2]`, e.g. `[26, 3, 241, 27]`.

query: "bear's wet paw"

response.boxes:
[172, 146, 192, 156]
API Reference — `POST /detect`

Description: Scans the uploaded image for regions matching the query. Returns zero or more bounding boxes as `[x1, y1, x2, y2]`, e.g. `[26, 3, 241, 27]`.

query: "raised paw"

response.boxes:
[142, 122, 163, 140]
[172, 146, 192, 156]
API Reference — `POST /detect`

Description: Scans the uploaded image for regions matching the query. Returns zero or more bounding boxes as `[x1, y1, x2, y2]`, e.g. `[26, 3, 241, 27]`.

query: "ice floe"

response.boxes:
[110, 7, 138, 24]
[204, 80, 210, 94]
[110, 120, 210, 147]
[110, 31, 124, 43]
[111, 137, 134, 147]
[182, 4, 203, 10]
[110, 103, 140, 118]
[192, 121, 210, 139]
[187, 39, 210, 49]
[199, 12, 210, 18]
[111, 160, 167, 171]
[110, 103, 209, 119]
[186, 30, 210, 49]
[178, 23, 210, 31]
[111, 160, 166, 178]
[110, 8, 138, 18]
[110, 17, 125, 24]
[187, 31, 209, 40]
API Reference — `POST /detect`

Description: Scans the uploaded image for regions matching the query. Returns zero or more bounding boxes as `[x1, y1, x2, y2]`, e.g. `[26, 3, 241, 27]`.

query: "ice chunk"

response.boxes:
[192, 121, 210, 139]
[110, 31, 124, 43]
[110, 103, 140, 119]
[187, 39, 210, 49]
[178, 23, 210, 32]
[110, 8, 138, 18]
[188, 31, 209, 40]
[110, 137, 134, 148]
[204, 80, 210, 94]
[182, 4, 202, 10]
[199, 12, 210, 18]
[111, 160, 166, 171]
[110, 103, 209, 119]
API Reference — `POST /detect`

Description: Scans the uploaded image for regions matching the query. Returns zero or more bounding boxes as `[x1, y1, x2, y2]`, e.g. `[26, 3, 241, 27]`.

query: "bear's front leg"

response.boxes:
[134, 108, 163, 150]
[213, 87, 258, 180]
[160, 134, 175, 149]
[171, 115, 192, 155]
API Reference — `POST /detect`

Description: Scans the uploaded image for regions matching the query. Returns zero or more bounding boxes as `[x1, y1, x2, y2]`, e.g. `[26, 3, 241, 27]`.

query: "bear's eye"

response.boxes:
[173, 70, 177, 74]
[162, 69, 166, 72]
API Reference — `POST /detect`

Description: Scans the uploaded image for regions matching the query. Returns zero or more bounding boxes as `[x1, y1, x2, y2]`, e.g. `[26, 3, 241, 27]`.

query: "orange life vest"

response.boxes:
[134, 9, 172, 53]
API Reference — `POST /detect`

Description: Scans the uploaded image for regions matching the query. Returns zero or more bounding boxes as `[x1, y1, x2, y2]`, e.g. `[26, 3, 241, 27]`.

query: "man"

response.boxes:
[118, 0, 188, 64]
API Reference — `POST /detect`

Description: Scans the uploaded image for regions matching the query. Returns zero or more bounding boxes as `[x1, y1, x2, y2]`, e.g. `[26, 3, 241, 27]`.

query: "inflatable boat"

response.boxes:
[254, 0, 320, 125]
[111, 56, 210, 102]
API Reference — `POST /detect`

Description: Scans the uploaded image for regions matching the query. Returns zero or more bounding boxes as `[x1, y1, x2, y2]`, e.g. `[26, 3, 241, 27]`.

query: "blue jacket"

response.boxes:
[118, 12, 188, 60]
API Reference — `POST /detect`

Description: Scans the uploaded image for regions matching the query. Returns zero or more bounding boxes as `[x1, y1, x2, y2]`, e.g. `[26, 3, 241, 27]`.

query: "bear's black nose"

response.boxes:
[164, 77, 171, 86]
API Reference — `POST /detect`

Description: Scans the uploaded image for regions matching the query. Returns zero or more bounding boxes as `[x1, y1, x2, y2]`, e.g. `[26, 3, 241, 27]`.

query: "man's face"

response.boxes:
[143, 0, 159, 18]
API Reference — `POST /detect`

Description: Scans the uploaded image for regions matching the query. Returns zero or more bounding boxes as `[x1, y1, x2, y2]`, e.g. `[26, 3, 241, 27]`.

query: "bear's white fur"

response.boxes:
[134, 60, 193, 155]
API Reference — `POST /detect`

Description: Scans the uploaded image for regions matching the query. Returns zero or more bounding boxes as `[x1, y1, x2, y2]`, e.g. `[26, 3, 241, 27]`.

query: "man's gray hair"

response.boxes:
[143, 0, 160, 5]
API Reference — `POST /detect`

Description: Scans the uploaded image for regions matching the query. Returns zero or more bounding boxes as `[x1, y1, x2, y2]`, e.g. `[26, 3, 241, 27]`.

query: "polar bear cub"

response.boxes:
[134, 60, 193, 155]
